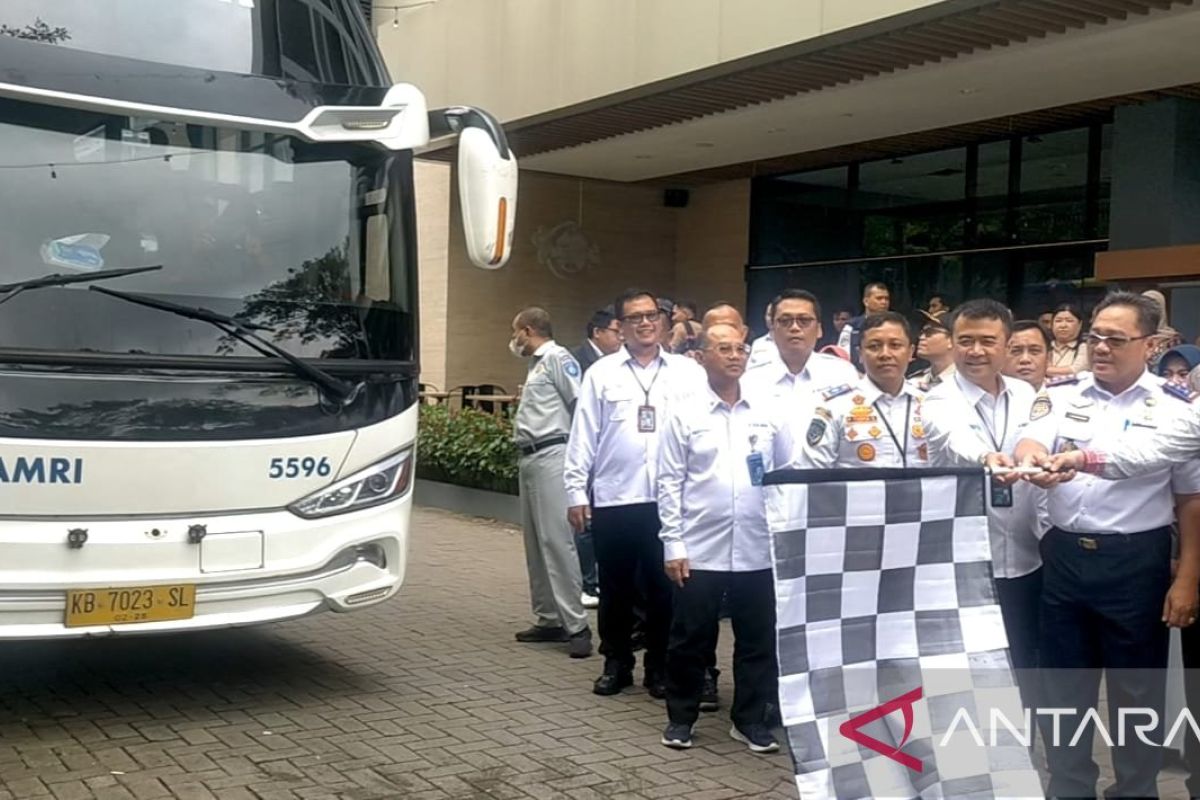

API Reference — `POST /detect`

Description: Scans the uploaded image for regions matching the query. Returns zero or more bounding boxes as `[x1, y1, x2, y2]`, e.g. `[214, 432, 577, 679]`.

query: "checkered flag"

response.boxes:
[764, 467, 1043, 800]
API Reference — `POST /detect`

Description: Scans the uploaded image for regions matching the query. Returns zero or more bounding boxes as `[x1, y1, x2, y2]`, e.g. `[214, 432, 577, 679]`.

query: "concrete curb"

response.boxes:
[414, 478, 521, 525]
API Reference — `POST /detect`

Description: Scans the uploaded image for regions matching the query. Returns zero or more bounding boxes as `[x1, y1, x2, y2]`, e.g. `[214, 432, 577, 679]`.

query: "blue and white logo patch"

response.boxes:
[563, 358, 580, 378]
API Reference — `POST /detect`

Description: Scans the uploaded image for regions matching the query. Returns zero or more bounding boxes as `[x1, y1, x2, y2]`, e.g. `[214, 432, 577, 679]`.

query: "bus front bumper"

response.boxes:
[0, 504, 409, 639]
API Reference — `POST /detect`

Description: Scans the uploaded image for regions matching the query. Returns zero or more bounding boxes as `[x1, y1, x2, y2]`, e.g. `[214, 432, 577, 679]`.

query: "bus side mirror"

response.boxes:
[429, 106, 517, 270]
[457, 125, 517, 269]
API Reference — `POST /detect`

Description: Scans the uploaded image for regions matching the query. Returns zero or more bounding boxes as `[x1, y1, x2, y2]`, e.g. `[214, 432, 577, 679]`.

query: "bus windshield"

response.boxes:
[0, 0, 384, 86]
[0, 96, 415, 364]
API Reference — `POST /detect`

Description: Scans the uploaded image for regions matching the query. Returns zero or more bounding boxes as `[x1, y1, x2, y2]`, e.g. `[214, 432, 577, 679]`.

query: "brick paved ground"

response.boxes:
[0, 507, 796, 800]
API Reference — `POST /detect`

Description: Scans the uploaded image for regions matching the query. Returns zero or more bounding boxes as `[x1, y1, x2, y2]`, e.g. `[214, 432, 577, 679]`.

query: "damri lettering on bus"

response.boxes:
[0, 457, 84, 484]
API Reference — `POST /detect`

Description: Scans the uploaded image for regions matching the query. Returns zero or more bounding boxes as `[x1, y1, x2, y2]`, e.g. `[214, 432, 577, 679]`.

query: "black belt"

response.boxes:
[1049, 526, 1170, 551]
[518, 435, 568, 456]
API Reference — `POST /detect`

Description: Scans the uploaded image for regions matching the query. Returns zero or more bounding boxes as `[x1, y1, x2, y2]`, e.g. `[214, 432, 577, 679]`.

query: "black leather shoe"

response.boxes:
[515, 625, 567, 643]
[593, 668, 633, 696]
[643, 669, 667, 700]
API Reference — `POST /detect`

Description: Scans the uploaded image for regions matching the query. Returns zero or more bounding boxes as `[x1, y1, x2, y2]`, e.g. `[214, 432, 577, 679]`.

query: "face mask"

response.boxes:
[508, 336, 525, 358]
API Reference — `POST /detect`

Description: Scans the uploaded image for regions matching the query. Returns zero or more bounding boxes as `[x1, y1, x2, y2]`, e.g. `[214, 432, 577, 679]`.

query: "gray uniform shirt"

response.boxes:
[514, 340, 581, 447]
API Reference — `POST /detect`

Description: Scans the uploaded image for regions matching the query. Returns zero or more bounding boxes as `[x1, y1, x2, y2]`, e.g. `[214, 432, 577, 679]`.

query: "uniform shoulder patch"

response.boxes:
[821, 383, 853, 402]
[1162, 381, 1197, 402]
[562, 356, 581, 378]
[806, 412, 829, 447]
[1030, 392, 1052, 420]
[1045, 374, 1081, 388]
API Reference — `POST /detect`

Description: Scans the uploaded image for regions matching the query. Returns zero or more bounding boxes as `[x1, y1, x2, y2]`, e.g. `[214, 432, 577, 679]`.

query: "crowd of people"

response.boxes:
[504, 282, 1200, 798]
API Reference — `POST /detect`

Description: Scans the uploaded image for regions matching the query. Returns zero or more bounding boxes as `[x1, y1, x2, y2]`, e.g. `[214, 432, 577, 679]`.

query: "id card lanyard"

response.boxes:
[626, 360, 662, 433]
[976, 393, 1012, 507]
[873, 395, 912, 468]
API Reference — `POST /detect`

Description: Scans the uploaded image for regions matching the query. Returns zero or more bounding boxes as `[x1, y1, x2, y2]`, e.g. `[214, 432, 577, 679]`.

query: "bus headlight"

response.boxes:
[289, 448, 414, 519]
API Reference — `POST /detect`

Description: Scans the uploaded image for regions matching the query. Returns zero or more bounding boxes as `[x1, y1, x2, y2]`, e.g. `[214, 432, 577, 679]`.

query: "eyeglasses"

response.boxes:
[706, 343, 751, 357]
[774, 315, 818, 330]
[621, 311, 661, 324]
[1084, 332, 1151, 349]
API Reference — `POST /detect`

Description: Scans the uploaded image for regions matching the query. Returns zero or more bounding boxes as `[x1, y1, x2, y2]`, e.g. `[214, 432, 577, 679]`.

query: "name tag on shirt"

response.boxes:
[638, 405, 656, 433]
[747, 452, 765, 486]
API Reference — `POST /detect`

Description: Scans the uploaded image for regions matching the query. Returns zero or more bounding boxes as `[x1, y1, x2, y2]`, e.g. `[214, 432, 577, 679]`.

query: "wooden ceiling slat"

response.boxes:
[976, 9, 1062, 34]
[1032, 0, 1114, 22]
[939, 17, 1030, 42]
[1005, 4, 1091, 27]
[891, 28, 987, 52]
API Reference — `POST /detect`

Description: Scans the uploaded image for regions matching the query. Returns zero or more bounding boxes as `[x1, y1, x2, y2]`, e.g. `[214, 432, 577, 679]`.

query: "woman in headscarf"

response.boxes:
[1046, 303, 1089, 378]
[1157, 344, 1200, 386]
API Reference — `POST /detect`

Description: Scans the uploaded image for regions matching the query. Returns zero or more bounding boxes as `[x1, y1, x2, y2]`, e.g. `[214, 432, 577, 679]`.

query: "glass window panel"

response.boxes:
[856, 149, 968, 256]
[975, 140, 1011, 247]
[749, 167, 852, 266]
[1016, 129, 1090, 244]
[1097, 123, 1113, 238]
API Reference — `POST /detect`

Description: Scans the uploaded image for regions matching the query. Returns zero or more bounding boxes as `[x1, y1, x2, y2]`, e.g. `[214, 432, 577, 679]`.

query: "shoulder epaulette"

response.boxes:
[1162, 381, 1198, 402]
[821, 383, 853, 402]
[1045, 374, 1082, 388]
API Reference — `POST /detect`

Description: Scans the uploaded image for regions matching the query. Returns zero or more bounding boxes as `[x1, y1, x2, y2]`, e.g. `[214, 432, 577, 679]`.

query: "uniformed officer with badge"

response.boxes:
[509, 306, 593, 659]
[1011, 291, 1200, 800]
[794, 311, 928, 469]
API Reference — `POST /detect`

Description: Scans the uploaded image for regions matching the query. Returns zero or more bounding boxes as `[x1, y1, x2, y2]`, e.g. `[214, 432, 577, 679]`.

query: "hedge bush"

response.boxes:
[416, 403, 520, 495]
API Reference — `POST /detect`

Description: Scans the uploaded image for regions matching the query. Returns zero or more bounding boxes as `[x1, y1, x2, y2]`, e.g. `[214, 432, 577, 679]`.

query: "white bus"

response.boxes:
[0, 0, 516, 638]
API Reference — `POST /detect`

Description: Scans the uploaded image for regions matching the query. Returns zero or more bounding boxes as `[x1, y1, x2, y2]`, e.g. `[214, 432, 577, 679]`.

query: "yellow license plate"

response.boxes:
[65, 584, 196, 627]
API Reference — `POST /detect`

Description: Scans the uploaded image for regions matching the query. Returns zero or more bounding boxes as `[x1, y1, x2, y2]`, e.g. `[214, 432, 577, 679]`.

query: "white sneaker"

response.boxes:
[581, 593, 599, 609]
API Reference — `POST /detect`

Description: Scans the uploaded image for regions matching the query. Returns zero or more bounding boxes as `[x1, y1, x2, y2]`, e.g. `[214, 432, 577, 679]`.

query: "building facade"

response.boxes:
[372, 0, 1200, 393]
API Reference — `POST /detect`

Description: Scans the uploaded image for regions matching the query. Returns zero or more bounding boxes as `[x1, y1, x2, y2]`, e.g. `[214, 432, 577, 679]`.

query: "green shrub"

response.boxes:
[416, 404, 520, 495]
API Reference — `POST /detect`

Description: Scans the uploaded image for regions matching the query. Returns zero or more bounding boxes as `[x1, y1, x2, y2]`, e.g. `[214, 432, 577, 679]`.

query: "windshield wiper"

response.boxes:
[0, 265, 163, 307]
[88, 285, 364, 408]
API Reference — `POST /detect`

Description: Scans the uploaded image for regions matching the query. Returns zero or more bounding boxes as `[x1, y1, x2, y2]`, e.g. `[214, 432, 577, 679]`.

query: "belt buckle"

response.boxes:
[1078, 536, 1099, 551]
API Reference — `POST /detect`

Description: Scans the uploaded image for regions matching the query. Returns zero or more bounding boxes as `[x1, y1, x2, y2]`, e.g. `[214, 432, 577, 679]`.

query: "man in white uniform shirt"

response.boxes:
[565, 289, 702, 698]
[656, 324, 779, 754]
[747, 301, 778, 369]
[918, 300, 1046, 715]
[796, 312, 929, 469]
[1012, 291, 1200, 800]
[745, 289, 859, 406]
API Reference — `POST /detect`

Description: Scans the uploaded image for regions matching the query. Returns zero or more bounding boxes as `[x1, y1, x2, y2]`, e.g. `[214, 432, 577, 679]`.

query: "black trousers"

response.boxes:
[1038, 527, 1171, 800]
[665, 568, 777, 728]
[996, 567, 1042, 714]
[591, 503, 672, 673]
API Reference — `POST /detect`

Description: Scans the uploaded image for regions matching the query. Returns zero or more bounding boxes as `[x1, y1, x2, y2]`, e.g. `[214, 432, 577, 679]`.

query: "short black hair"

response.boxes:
[614, 288, 658, 320]
[863, 282, 889, 297]
[861, 311, 913, 343]
[676, 299, 698, 318]
[949, 298, 1013, 336]
[929, 293, 948, 304]
[1011, 319, 1052, 348]
[515, 306, 553, 338]
[835, 307, 855, 316]
[770, 288, 822, 322]
[1052, 302, 1084, 324]
[1092, 291, 1162, 337]
[586, 309, 616, 339]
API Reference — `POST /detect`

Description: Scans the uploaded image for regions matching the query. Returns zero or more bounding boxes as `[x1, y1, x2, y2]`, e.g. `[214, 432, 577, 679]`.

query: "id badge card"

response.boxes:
[990, 482, 1014, 508]
[637, 405, 657, 433]
[746, 452, 765, 486]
